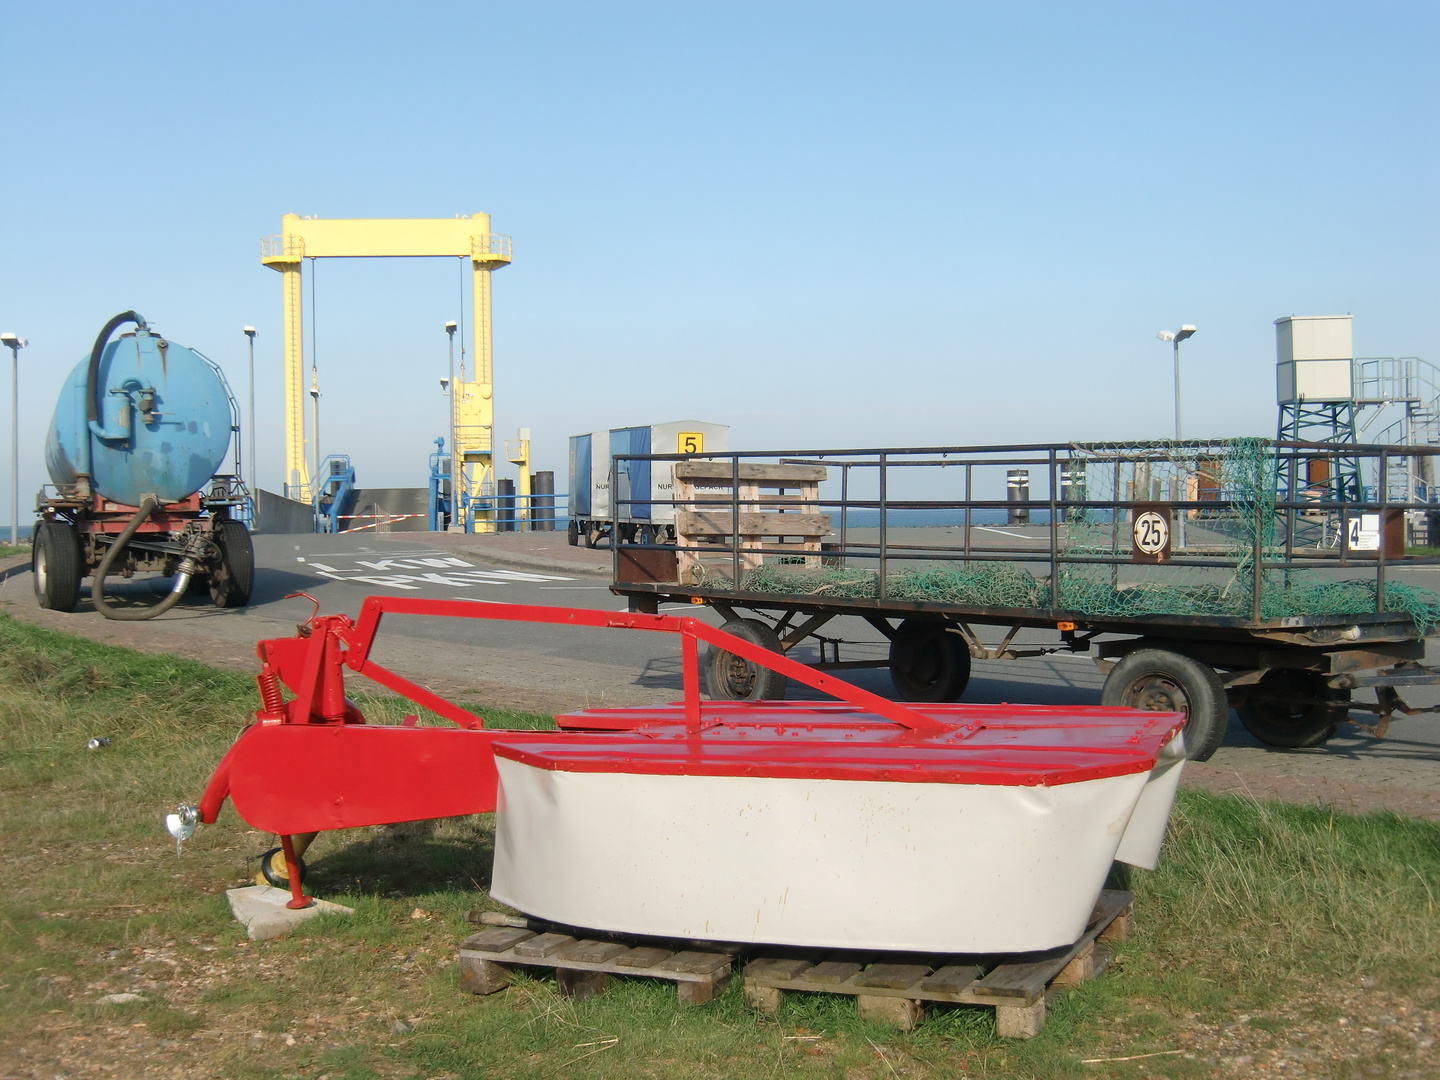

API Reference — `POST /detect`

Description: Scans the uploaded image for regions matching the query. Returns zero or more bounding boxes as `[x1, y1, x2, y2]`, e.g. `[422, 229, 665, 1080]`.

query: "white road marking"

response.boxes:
[974, 526, 1050, 540]
[302, 553, 574, 592]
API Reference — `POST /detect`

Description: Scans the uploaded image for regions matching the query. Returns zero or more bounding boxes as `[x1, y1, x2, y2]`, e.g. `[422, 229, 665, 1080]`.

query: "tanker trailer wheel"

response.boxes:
[705, 618, 788, 701]
[567, 519, 580, 546]
[1100, 648, 1228, 761]
[33, 521, 81, 612]
[1236, 669, 1350, 749]
[209, 520, 254, 608]
[888, 619, 972, 702]
[256, 847, 308, 888]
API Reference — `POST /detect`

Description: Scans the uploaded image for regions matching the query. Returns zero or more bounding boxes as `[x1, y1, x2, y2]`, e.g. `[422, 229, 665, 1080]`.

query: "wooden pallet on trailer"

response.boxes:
[458, 926, 734, 1006]
[742, 890, 1134, 1037]
[673, 461, 830, 584]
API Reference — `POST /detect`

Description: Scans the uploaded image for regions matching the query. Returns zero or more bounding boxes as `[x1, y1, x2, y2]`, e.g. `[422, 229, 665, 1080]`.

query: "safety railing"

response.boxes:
[471, 234, 513, 261]
[260, 235, 306, 260]
[608, 440, 1440, 627]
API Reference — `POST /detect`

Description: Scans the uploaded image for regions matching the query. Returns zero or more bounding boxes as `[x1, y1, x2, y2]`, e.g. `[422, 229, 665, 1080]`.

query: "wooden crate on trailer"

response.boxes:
[672, 462, 830, 585]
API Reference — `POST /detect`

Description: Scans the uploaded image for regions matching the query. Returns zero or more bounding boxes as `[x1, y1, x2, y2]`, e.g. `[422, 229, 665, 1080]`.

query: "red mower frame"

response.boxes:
[196, 594, 944, 910]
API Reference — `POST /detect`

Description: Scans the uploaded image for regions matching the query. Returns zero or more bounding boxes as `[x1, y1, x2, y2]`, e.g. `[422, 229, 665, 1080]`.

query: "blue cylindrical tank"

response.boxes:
[45, 327, 233, 507]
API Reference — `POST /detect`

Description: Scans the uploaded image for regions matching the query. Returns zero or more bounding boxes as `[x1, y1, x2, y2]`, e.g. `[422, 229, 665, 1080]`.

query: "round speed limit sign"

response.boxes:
[1133, 510, 1170, 558]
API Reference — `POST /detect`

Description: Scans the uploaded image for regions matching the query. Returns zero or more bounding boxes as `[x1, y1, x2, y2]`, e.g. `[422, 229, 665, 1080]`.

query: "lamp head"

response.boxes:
[1175, 324, 1197, 343]
[1156, 330, 1175, 343]
[445, 321, 458, 337]
[439, 377, 451, 393]
[243, 326, 257, 339]
[0, 333, 25, 349]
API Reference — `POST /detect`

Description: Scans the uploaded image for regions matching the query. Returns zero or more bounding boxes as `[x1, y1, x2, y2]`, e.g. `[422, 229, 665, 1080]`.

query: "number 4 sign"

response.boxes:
[1130, 503, 1173, 564]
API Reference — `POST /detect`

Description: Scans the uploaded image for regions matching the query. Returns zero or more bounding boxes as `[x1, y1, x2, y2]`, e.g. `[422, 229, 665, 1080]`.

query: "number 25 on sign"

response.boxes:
[1131, 504, 1172, 564]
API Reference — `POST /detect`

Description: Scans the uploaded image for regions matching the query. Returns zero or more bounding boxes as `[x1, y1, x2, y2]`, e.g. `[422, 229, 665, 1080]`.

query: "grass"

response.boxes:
[0, 543, 27, 559]
[0, 611, 1437, 1078]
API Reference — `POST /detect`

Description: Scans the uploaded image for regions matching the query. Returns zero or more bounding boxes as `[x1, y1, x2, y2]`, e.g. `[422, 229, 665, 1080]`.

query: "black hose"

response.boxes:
[91, 496, 197, 621]
[86, 311, 146, 426]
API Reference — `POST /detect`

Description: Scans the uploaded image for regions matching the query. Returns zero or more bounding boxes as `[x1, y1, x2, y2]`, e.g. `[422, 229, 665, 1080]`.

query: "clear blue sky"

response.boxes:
[1, 2, 1435, 516]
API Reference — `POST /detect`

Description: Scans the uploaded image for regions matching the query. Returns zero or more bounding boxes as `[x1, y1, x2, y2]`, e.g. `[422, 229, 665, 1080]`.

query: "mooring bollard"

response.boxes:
[1007, 469, 1030, 525]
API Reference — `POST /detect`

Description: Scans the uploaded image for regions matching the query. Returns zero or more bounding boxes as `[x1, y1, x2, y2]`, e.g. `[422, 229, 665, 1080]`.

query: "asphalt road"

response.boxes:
[2, 527, 1437, 817]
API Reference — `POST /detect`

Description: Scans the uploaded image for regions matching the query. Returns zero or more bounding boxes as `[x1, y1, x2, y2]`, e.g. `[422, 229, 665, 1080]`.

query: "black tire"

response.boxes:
[1100, 648, 1228, 761]
[258, 847, 308, 887]
[567, 519, 580, 547]
[1236, 669, 1350, 748]
[705, 618, 789, 701]
[209, 520, 254, 608]
[32, 520, 82, 612]
[888, 620, 972, 702]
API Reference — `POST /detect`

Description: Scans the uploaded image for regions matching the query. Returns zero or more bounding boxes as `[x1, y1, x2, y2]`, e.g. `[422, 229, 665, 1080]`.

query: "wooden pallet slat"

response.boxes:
[556, 939, 630, 964]
[800, 960, 862, 985]
[513, 932, 574, 958]
[855, 963, 932, 991]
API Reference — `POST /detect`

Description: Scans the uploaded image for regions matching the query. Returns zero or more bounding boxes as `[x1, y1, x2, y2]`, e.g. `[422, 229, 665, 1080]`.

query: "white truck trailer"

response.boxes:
[568, 421, 729, 547]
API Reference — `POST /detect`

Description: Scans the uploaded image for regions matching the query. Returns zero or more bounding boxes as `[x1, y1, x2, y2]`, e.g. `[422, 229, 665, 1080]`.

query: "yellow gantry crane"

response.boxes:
[261, 214, 512, 530]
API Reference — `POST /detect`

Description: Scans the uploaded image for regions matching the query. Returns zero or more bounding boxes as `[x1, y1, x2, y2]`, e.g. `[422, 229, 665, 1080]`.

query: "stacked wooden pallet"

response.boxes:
[741, 890, 1134, 1036]
[455, 891, 1133, 1037]
[672, 461, 830, 585]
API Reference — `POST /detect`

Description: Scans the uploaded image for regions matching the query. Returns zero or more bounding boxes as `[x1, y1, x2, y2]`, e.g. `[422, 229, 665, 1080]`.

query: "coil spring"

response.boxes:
[257, 670, 284, 716]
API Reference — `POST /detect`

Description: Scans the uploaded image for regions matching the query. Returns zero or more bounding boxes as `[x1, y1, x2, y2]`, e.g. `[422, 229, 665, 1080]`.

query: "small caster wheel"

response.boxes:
[256, 846, 308, 888]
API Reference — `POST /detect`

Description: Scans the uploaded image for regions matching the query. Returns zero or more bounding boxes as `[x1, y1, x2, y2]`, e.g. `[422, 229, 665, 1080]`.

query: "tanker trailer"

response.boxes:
[33, 311, 253, 620]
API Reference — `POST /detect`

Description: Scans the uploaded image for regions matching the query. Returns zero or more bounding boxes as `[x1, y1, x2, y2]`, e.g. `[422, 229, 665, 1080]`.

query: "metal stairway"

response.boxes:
[1354, 357, 1440, 502]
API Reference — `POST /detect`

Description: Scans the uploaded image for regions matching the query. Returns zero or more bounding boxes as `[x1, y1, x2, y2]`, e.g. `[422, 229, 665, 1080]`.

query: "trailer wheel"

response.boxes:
[567, 519, 580, 546]
[706, 619, 788, 701]
[1236, 669, 1350, 748]
[585, 523, 603, 548]
[209, 520, 254, 608]
[1100, 648, 1227, 761]
[33, 521, 82, 612]
[888, 620, 971, 702]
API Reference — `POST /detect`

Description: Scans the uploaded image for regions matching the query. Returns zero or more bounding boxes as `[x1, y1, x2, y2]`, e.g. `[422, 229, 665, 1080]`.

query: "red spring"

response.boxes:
[256, 669, 285, 720]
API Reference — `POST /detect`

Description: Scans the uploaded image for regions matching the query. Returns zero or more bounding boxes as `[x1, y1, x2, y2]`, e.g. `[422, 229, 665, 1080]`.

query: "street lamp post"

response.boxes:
[1156, 325, 1197, 440]
[243, 328, 256, 490]
[445, 321, 459, 531]
[1, 332, 26, 546]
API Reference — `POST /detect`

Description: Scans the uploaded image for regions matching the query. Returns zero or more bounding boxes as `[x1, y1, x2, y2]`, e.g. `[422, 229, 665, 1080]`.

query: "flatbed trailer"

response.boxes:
[609, 439, 1440, 760]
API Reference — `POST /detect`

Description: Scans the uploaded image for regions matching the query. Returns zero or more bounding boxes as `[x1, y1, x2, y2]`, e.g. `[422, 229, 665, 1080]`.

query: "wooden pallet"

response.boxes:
[741, 890, 1134, 1037]
[673, 461, 830, 584]
[458, 926, 734, 1006]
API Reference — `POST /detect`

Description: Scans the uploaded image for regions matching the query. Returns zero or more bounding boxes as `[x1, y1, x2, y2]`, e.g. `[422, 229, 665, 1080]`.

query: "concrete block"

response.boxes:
[226, 885, 353, 940]
[857, 995, 925, 1030]
[995, 997, 1046, 1039]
